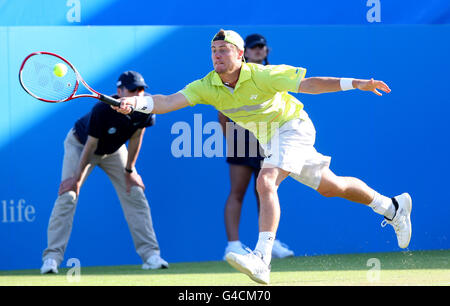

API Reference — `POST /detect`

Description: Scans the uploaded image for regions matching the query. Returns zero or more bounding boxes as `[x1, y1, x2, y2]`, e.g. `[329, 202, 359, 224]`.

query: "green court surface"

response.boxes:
[1, 250, 448, 286]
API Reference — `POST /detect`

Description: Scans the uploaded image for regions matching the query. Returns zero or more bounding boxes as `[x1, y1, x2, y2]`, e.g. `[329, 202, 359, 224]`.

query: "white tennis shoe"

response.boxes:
[381, 193, 412, 248]
[40, 258, 58, 274]
[225, 250, 270, 285]
[142, 254, 169, 270]
[272, 240, 294, 258]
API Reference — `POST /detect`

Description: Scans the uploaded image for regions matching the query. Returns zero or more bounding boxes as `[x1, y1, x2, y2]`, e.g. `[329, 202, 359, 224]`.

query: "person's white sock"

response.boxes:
[369, 192, 396, 220]
[227, 240, 242, 248]
[254, 232, 275, 265]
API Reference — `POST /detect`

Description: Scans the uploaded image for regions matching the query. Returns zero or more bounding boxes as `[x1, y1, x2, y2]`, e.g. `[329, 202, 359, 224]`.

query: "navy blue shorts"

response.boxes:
[226, 155, 264, 169]
[226, 127, 264, 170]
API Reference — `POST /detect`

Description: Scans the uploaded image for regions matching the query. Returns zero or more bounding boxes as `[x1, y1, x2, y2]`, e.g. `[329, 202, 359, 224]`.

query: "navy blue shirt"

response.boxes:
[74, 95, 155, 155]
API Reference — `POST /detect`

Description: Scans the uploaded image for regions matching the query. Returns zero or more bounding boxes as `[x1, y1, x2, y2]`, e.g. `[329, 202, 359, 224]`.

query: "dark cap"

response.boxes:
[244, 34, 267, 49]
[116, 71, 148, 91]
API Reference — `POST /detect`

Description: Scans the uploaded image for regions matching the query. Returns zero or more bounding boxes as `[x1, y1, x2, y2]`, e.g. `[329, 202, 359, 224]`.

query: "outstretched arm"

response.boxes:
[298, 77, 391, 96]
[114, 92, 190, 115]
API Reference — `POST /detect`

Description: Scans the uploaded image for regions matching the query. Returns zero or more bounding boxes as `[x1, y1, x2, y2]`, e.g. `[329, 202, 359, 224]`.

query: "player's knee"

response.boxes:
[58, 191, 78, 203]
[229, 185, 247, 203]
[228, 192, 245, 204]
[256, 174, 276, 197]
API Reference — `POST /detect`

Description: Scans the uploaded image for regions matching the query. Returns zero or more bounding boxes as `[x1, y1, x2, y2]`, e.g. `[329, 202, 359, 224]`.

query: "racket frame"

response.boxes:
[19, 51, 120, 106]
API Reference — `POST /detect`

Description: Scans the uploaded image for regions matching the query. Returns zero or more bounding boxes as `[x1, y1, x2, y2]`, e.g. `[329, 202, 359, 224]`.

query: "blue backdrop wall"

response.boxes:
[1, 1, 450, 270]
[1, 0, 450, 25]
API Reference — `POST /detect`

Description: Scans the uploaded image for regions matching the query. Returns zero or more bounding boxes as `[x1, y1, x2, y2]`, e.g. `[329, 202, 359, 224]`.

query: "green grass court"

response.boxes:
[1, 250, 449, 286]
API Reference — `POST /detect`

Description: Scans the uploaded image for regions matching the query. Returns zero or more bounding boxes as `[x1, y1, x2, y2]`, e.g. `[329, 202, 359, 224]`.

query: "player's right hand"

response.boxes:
[112, 97, 136, 115]
[124, 172, 146, 193]
[355, 78, 391, 96]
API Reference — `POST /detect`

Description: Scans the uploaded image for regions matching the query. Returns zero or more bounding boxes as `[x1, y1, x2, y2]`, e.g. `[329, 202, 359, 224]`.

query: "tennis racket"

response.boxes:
[19, 51, 121, 107]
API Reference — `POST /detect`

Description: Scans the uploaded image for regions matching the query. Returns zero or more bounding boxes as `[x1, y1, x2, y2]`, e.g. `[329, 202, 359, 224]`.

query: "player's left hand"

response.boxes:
[355, 78, 391, 96]
[125, 172, 145, 193]
[59, 176, 81, 196]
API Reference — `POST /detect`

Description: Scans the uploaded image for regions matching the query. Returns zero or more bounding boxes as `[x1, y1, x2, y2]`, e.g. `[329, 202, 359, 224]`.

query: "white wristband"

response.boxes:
[340, 78, 355, 91]
[135, 96, 154, 114]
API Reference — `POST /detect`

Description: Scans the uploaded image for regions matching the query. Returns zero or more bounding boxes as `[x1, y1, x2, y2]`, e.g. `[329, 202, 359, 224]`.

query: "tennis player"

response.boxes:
[114, 30, 412, 284]
[218, 33, 294, 259]
[40, 71, 168, 274]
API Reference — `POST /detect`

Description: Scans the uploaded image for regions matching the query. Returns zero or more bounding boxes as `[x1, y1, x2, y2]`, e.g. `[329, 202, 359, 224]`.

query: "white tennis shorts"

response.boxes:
[260, 110, 331, 190]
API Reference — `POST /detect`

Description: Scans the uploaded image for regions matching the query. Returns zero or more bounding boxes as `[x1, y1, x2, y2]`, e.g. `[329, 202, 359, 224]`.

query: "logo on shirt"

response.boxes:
[250, 94, 258, 100]
[108, 127, 117, 134]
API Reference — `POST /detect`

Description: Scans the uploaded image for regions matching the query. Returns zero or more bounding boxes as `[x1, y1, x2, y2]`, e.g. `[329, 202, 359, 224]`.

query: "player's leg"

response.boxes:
[316, 168, 376, 205]
[316, 168, 412, 248]
[225, 166, 289, 284]
[42, 129, 95, 273]
[253, 167, 261, 214]
[99, 145, 167, 269]
[254, 167, 290, 262]
[286, 111, 411, 249]
[253, 166, 294, 259]
[224, 163, 254, 255]
[256, 167, 289, 234]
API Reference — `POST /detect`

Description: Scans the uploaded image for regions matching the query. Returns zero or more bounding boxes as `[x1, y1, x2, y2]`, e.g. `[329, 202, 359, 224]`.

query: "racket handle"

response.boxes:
[99, 94, 135, 113]
[99, 94, 121, 107]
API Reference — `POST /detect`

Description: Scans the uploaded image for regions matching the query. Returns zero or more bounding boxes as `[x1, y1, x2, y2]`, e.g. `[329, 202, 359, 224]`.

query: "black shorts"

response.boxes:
[226, 155, 264, 170]
[226, 125, 265, 170]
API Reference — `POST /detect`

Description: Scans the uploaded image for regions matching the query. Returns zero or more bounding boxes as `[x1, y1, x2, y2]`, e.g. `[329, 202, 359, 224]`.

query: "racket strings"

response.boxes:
[20, 54, 77, 102]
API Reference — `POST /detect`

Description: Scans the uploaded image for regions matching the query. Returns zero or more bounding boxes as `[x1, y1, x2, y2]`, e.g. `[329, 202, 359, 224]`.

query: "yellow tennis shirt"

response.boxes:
[179, 62, 306, 144]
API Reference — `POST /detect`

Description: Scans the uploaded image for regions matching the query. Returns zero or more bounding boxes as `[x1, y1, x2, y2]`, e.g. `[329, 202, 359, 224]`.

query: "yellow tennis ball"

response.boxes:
[53, 63, 68, 77]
